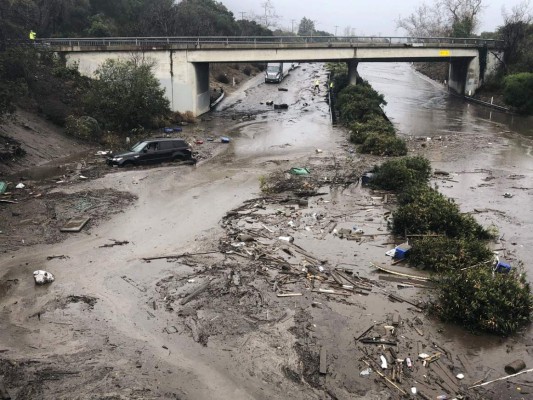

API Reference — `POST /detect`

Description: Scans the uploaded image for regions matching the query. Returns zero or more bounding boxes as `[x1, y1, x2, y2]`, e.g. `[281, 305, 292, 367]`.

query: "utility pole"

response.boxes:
[334, 25, 338, 36]
[239, 11, 246, 20]
[291, 19, 296, 33]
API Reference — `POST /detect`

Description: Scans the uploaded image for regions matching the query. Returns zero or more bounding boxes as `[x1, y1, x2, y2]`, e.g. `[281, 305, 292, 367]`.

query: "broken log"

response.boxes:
[320, 347, 327, 374]
[181, 280, 211, 305]
[143, 250, 219, 261]
[469, 368, 533, 389]
[362, 359, 407, 396]
[355, 324, 374, 341]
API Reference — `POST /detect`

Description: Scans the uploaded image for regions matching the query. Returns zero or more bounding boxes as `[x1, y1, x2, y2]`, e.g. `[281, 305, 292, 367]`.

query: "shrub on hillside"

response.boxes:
[409, 236, 494, 272]
[216, 73, 230, 84]
[392, 186, 491, 239]
[370, 156, 431, 191]
[360, 133, 407, 156]
[503, 72, 533, 114]
[65, 115, 101, 141]
[432, 265, 533, 335]
[243, 66, 252, 76]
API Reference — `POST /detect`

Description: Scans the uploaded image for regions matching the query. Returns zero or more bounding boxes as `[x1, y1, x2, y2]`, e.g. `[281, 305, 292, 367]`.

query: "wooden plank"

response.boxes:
[276, 293, 302, 297]
[60, 217, 90, 232]
[371, 262, 430, 281]
[319, 347, 327, 374]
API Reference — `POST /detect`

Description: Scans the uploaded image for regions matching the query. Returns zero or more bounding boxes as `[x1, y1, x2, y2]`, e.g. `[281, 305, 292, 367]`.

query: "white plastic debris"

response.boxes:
[503, 192, 513, 198]
[79, 175, 88, 180]
[278, 236, 294, 243]
[33, 270, 55, 285]
[16, 183, 25, 189]
[380, 355, 388, 369]
[359, 367, 372, 376]
[419, 353, 430, 359]
[385, 248, 396, 257]
[315, 148, 323, 154]
[456, 373, 465, 380]
[411, 387, 417, 394]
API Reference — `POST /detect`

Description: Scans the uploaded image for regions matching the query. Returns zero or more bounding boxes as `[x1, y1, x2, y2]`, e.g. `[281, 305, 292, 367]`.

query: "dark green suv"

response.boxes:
[107, 138, 195, 167]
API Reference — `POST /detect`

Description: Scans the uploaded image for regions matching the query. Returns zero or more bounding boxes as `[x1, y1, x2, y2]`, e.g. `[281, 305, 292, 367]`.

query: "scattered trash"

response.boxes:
[456, 373, 465, 379]
[278, 88, 288, 92]
[33, 270, 55, 285]
[220, 137, 231, 143]
[15, 183, 25, 189]
[505, 359, 526, 374]
[278, 236, 294, 243]
[315, 148, 323, 154]
[385, 248, 396, 257]
[196, 140, 204, 144]
[380, 355, 388, 369]
[0, 181, 7, 194]
[419, 353, 430, 359]
[274, 103, 289, 110]
[410, 387, 417, 394]
[79, 175, 88, 180]
[360, 367, 372, 376]
[503, 192, 514, 198]
[265, 100, 274, 106]
[187, 279, 196, 283]
[289, 167, 310, 175]
[96, 150, 111, 156]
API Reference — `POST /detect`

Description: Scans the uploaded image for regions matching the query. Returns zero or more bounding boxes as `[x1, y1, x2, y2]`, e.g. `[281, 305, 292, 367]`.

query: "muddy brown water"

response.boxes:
[0, 62, 532, 399]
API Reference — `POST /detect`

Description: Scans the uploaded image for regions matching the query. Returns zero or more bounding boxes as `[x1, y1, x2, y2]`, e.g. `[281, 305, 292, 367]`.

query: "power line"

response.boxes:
[239, 11, 246, 20]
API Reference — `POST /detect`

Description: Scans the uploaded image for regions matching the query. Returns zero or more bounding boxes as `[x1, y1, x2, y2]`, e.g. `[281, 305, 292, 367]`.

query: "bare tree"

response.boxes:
[397, 2, 449, 37]
[397, 0, 485, 37]
[250, 0, 280, 29]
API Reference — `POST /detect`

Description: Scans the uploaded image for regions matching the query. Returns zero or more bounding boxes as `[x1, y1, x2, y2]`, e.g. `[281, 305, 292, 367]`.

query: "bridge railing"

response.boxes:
[38, 36, 504, 48]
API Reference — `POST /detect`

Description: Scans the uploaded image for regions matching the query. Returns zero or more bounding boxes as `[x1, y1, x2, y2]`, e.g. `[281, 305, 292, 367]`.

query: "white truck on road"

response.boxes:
[264, 62, 293, 83]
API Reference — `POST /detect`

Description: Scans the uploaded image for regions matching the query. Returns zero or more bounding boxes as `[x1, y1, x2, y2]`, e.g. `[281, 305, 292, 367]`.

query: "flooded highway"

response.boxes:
[1, 62, 532, 399]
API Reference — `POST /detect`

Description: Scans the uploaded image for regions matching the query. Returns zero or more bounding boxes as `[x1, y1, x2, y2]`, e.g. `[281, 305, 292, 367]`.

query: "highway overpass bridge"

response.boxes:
[42, 36, 504, 116]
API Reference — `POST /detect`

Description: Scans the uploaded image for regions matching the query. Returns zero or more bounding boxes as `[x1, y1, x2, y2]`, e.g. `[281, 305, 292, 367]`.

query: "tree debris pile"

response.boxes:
[259, 156, 372, 195]
[0, 186, 136, 251]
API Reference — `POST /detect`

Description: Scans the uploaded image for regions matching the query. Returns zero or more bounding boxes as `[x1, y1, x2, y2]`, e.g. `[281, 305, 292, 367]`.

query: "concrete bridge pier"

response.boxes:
[347, 59, 359, 85]
[448, 57, 478, 96]
[448, 51, 503, 96]
[161, 51, 210, 116]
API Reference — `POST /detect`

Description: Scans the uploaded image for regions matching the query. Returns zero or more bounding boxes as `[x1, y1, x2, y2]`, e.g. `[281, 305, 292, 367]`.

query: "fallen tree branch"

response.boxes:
[142, 250, 219, 261]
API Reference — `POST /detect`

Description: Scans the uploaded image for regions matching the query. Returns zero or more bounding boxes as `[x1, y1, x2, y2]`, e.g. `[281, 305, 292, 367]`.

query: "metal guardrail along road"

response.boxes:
[38, 36, 504, 49]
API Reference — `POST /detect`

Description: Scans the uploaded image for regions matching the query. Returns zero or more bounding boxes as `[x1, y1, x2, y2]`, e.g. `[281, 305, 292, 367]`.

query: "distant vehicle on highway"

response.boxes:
[107, 138, 195, 167]
[264, 62, 293, 83]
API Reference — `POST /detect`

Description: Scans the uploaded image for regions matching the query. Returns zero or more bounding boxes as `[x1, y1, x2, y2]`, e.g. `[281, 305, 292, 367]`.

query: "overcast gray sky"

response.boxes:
[220, 0, 526, 36]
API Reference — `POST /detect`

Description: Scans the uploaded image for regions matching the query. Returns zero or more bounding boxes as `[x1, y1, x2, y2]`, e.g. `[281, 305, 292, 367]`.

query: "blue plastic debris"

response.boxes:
[163, 127, 173, 133]
[394, 243, 411, 260]
[495, 260, 511, 273]
[361, 172, 374, 185]
[221, 136, 231, 143]
[173, 127, 182, 132]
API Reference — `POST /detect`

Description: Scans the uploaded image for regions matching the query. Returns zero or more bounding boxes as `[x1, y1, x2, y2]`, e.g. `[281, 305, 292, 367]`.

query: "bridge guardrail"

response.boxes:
[37, 36, 504, 49]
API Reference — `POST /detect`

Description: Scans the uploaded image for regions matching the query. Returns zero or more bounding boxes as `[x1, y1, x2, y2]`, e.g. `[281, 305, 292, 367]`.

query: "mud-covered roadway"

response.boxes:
[1, 63, 533, 400]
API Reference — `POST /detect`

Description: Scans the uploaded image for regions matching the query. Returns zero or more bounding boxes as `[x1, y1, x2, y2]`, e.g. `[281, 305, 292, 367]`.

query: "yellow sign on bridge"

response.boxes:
[439, 50, 451, 56]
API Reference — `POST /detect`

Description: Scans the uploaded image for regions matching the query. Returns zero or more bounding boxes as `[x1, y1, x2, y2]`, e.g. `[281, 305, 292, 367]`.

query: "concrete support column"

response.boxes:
[448, 56, 480, 96]
[347, 59, 359, 85]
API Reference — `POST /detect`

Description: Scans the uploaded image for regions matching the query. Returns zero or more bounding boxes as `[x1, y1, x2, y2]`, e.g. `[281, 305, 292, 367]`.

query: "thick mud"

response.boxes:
[0, 62, 532, 400]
